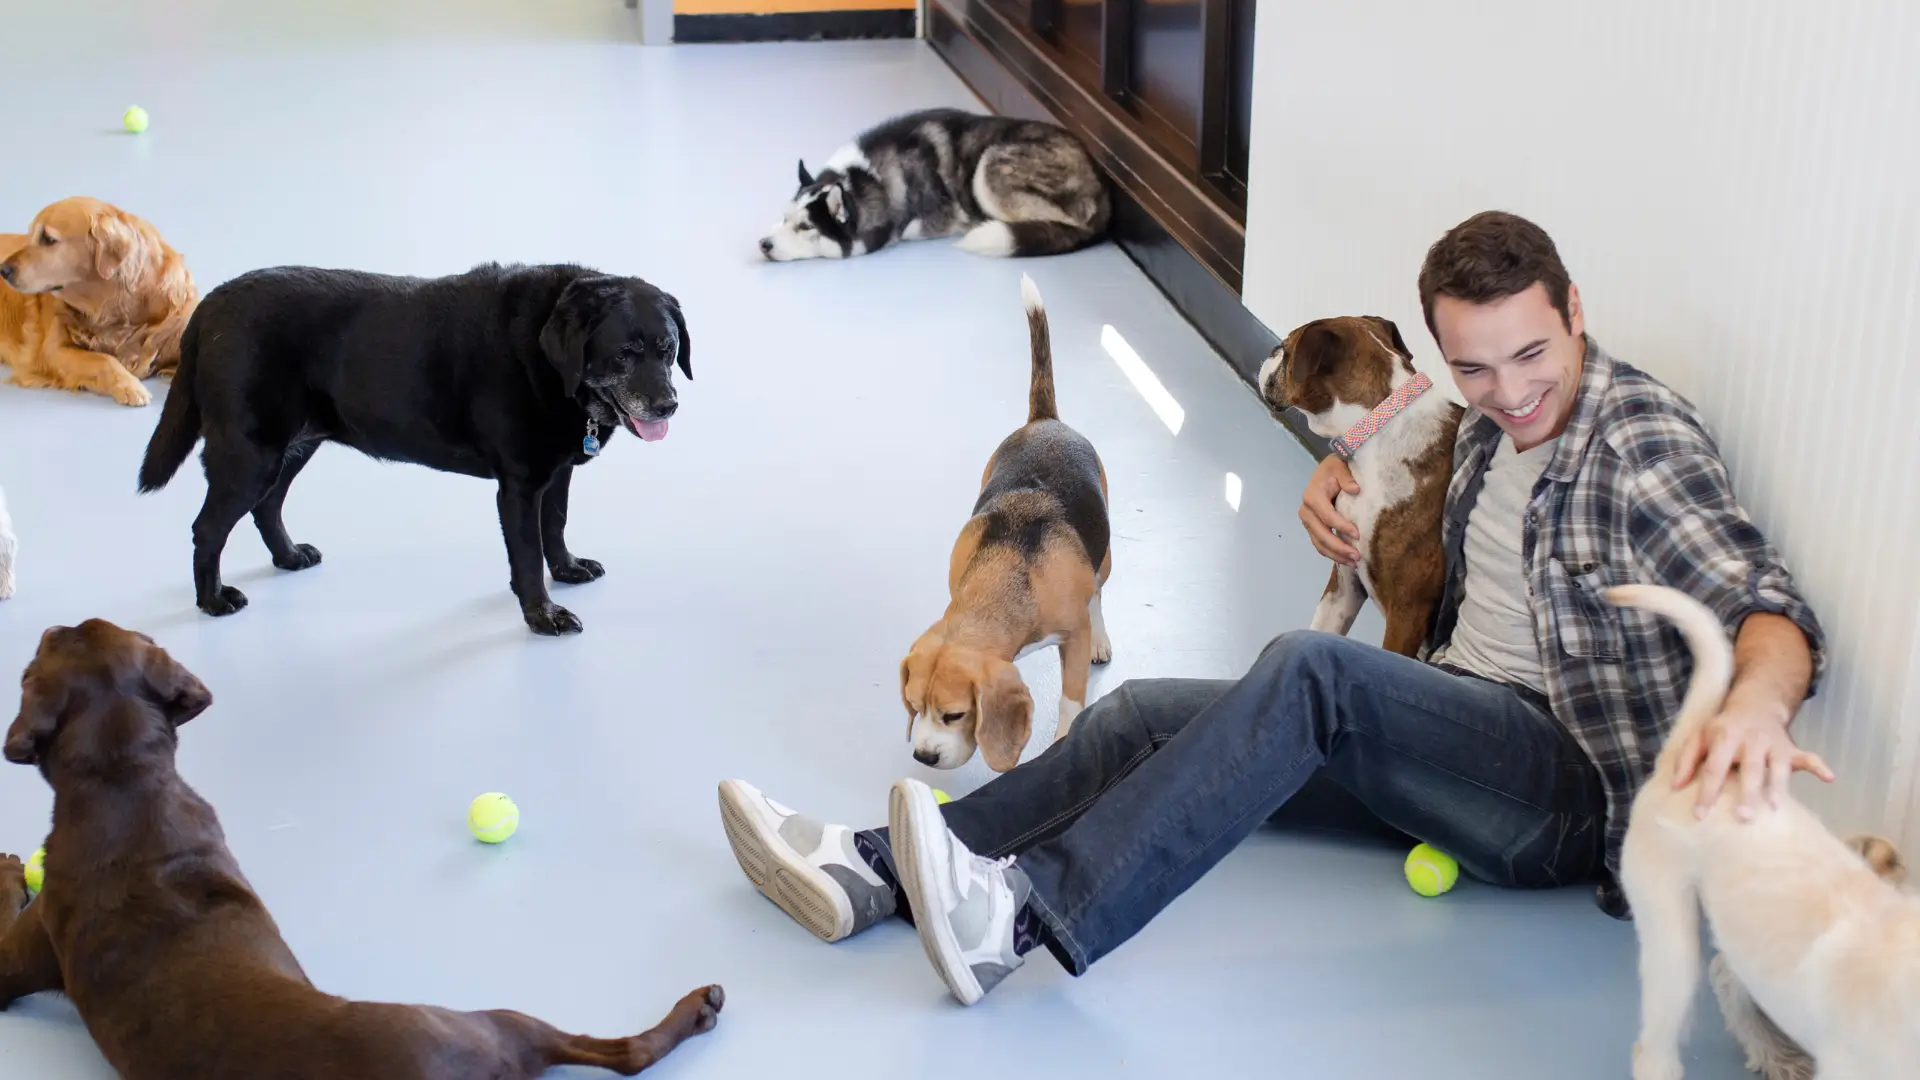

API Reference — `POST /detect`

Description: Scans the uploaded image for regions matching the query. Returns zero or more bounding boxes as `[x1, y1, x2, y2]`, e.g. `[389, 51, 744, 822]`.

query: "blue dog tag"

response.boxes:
[582, 432, 601, 457]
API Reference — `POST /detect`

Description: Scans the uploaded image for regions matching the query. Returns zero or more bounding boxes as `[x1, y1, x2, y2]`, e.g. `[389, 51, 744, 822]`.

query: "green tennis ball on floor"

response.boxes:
[23, 847, 45, 894]
[933, 789, 952, 805]
[467, 793, 520, 844]
[123, 106, 149, 134]
[1404, 843, 1459, 897]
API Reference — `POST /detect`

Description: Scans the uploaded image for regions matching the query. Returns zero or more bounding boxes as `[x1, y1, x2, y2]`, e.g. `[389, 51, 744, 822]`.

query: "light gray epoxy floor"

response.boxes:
[0, 2, 1753, 1077]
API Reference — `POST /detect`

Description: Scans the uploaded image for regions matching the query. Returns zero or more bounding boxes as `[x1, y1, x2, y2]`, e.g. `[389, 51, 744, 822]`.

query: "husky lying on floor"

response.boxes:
[758, 108, 1110, 262]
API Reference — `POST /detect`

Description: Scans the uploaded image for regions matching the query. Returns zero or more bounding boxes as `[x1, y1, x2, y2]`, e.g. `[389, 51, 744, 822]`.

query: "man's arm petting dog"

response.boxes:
[0, 620, 722, 1079]
[900, 276, 1112, 772]
[1669, 611, 1826, 821]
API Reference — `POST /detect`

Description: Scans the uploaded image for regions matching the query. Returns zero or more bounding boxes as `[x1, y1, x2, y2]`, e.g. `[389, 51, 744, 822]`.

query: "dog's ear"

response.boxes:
[662, 292, 691, 380]
[89, 207, 141, 281]
[1371, 316, 1411, 359]
[1292, 322, 1344, 379]
[824, 184, 848, 224]
[142, 645, 212, 729]
[974, 660, 1033, 774]
[1849, 834, 1908, 886]
[4, 683, 66, 766]
[539, 280, 595, 397]
[797, 160, 814, 189]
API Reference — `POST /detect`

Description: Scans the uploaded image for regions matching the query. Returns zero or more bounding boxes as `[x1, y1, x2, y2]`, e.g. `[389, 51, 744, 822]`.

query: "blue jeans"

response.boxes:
[860, 631, 1607, 975]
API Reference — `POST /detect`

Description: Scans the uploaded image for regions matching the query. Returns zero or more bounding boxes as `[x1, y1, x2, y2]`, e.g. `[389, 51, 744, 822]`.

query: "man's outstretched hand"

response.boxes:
[1672, 702, 1833, 820]
[1300, 454, 1362, 568]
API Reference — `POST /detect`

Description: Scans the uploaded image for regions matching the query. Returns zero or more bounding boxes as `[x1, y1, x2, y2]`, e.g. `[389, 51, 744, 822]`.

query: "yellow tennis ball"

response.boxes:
[467, 793, 519, 844]
[933, 789, 952, 804]
[1404, 843, 1459, 897]
[123, 106, 149, 134]
[23, 847, 45, 894]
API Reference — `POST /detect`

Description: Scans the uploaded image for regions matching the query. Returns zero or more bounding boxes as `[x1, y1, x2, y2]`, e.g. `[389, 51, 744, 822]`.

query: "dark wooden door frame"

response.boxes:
[926, 0, 1247, 293]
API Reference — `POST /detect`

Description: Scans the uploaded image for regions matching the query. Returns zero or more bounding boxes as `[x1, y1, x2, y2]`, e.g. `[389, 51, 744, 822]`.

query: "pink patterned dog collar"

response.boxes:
[1328, 373, 1434, 461]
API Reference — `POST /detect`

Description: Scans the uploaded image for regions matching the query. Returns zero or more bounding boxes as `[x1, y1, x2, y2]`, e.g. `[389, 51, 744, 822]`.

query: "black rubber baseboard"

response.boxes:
[674, 9, 916, 42]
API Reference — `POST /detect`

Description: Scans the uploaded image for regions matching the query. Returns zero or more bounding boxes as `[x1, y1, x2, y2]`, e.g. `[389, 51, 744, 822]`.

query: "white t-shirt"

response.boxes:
[1430, 433, 1558, 695]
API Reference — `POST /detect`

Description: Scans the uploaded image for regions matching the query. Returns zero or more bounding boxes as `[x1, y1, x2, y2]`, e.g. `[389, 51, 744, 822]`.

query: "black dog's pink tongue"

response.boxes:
[628, 416, 669, 442]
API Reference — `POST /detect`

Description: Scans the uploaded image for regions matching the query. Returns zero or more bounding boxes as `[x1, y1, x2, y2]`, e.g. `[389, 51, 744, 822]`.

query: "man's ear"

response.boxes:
[539, 279, 597, 397]
[974, 660, 1033, 773]
[144, 647, 212, 729]
[4, 684, 65, 766]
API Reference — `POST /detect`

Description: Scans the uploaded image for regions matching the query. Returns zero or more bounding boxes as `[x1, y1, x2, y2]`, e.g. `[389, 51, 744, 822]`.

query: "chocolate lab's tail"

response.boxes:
[1601, 584, 1734, 774]
[137, 308, 204, 493]
[1022, 274, 1057, 423]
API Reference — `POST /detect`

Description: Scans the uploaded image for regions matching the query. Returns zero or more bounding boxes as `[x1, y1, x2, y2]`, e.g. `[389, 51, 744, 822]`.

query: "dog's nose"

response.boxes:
[758, 238, 774, 257]
[0, 263, 15, 284]
[913, 748, 941, 767]
[650, 399, 678, 419]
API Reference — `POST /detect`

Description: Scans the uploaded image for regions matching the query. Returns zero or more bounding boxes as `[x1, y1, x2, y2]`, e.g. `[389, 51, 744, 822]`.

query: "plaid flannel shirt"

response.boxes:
[1425, 336, 1827, 917]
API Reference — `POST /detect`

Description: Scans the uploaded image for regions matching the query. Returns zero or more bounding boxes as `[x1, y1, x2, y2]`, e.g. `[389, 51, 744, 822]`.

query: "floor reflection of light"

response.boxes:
[1224, 472, 1243, 511]
[1101, 324, 1184, 435]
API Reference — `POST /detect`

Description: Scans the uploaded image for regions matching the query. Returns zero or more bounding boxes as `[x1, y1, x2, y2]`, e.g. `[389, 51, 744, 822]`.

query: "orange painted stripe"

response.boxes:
[675, 0, 913, 14]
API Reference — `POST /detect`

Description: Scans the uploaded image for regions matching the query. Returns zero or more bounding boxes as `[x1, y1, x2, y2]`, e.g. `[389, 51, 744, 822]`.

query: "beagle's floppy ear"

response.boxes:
[4, 683, 66, 766]
[539, 279, 596, 397]
[89, 206, 142, 282]
[797, 160, 814, 189]
[662, 291, 692, 380]
[143, 645, 212, 729]
[974, 659, 1033, 774]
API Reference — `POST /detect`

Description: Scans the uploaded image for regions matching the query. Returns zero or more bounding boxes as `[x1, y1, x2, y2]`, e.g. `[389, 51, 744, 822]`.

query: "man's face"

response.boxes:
[1432, 281, 1585, 451]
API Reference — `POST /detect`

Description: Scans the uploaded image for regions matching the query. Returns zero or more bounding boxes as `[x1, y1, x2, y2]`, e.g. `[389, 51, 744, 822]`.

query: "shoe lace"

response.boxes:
[954, 852, 1018, 898]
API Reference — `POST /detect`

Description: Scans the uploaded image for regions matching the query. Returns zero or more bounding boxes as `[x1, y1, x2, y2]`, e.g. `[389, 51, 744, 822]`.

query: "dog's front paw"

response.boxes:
[1632, 1042, 1684, 1080]
[550, 558, 605, 585]
[690, 985, 724, 1033]
[0, 854, 24, 907]
[198, 585, 248, 617]
[272, 544, 323, 571]
[525, 603, 583, 636]
[1091, 630, 1113, 664]
[112, 380, 152, 407]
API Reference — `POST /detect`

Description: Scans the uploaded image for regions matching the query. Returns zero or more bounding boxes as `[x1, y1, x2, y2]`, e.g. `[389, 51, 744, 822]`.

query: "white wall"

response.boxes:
[1241, 1, 1920, 847]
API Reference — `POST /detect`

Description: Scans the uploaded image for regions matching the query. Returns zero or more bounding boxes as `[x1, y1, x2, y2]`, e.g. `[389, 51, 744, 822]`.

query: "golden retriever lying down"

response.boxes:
[0, 196, 197, 406]
[1604, 584, 1920, 1080]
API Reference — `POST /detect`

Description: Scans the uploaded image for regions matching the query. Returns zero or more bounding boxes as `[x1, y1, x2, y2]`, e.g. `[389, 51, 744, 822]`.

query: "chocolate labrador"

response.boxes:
[0, 619, 723, 1078]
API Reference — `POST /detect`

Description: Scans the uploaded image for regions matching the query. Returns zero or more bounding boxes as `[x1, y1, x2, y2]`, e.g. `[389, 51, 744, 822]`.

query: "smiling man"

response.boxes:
[715, 210, 1830, 1007]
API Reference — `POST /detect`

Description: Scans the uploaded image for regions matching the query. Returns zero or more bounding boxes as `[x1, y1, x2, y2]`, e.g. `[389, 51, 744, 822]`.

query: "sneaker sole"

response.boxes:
[718, 780, 855, 943]
[890, 779, 986, 1006]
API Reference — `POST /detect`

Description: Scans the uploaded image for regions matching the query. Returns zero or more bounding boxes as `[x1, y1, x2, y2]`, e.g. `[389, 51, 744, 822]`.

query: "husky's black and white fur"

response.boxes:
[759, 108, 1111, 262]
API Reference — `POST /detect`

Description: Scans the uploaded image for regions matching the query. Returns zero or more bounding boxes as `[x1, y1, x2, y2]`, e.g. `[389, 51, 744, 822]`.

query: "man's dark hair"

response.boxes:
[1417, 211, 1573, 342]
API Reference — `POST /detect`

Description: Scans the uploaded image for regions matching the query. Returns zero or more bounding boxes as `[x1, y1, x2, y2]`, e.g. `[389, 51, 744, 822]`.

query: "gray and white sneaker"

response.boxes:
[718, 779, 897, 942]
[889, 777, 1030, 1006]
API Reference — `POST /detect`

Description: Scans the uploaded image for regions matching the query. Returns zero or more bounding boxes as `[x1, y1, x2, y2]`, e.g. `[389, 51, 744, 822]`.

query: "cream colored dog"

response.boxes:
[1605, 584, 1920, 1080]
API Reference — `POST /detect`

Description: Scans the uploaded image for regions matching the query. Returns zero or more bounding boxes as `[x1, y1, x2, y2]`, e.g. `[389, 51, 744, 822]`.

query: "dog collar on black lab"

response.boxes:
[1328, 372, 1434, 461]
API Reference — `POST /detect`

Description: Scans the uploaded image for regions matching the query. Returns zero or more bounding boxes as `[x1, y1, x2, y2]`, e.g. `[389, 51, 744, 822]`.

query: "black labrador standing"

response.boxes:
[137, 263, 691, 636]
